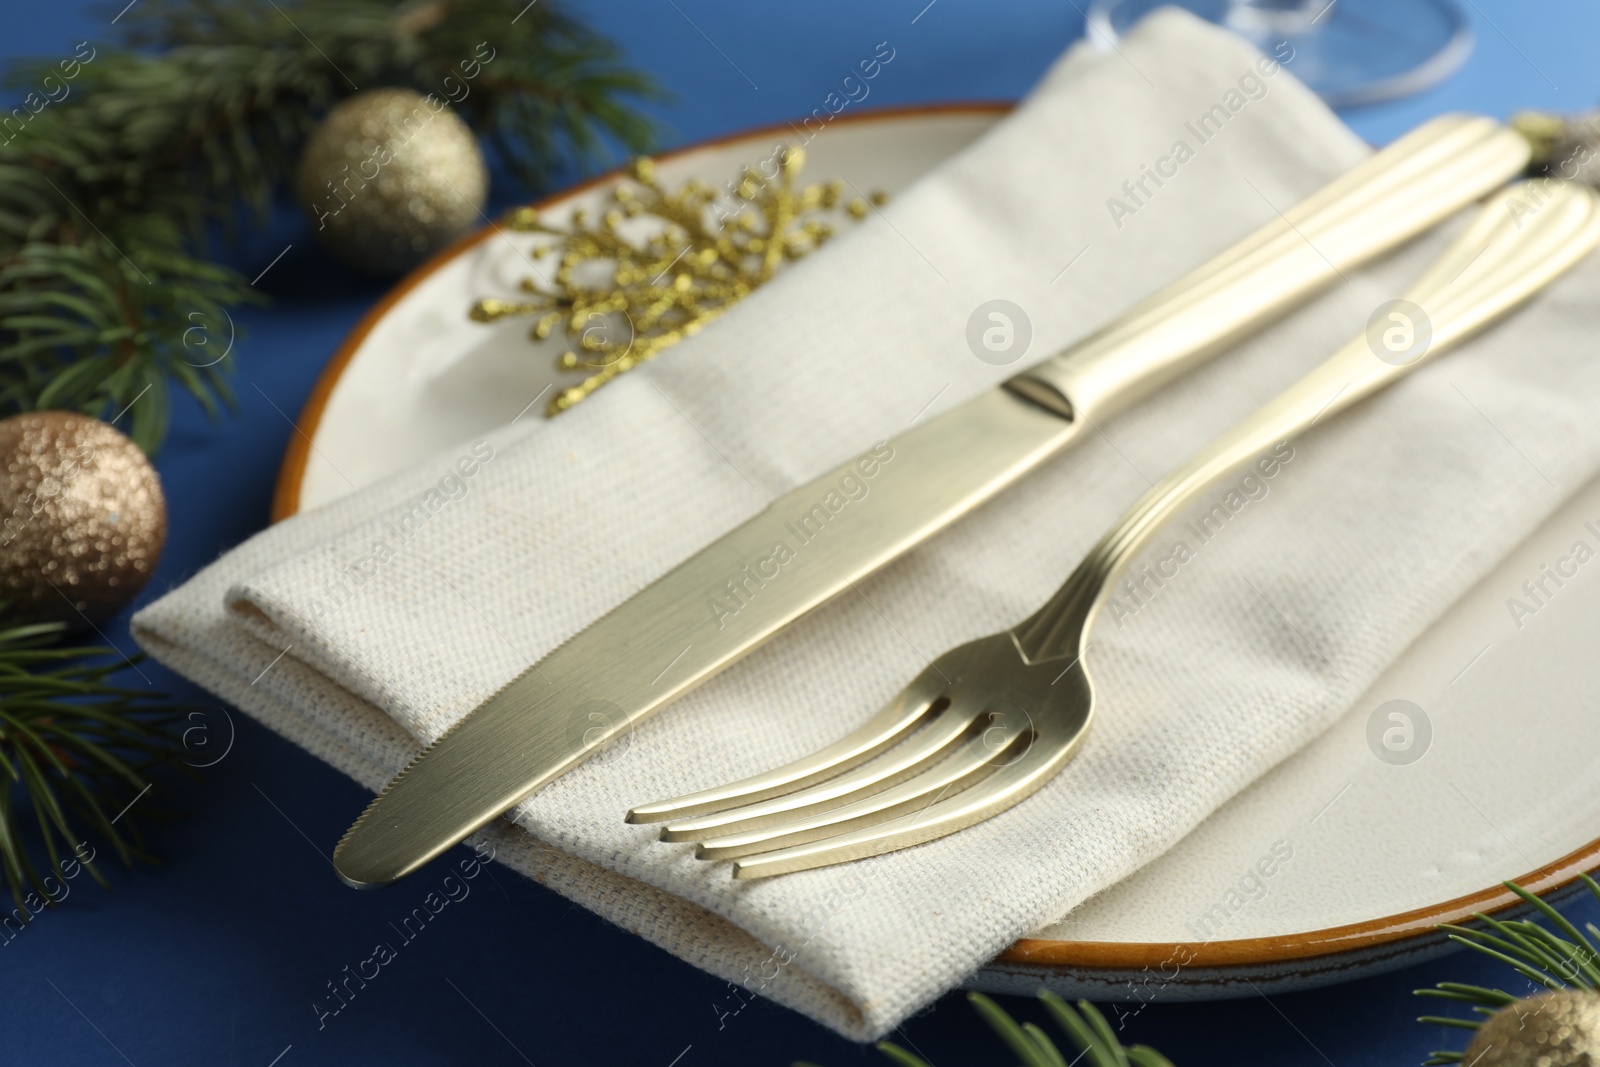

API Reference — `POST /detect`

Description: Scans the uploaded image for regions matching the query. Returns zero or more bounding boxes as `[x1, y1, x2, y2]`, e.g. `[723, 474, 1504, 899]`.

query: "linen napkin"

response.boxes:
[133, 9, 1600, 1038]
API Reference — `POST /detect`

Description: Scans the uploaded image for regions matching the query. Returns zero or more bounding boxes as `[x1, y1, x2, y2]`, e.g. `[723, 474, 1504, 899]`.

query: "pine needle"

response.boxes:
[1416, 879, 1600, 1064]
[1, 0, 661, 452]
[0, 620, 181, 917]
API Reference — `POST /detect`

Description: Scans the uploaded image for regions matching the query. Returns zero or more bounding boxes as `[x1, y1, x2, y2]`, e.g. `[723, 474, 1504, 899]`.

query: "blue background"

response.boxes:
[4, 2, 1598, 1065]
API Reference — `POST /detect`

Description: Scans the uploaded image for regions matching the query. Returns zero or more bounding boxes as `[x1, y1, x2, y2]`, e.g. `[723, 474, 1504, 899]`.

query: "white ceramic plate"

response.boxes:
[275, 105, 1600, 1000]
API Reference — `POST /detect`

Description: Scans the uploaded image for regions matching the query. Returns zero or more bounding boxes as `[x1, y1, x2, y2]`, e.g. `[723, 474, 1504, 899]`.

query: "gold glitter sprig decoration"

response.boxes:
[470, 146, 884, 414]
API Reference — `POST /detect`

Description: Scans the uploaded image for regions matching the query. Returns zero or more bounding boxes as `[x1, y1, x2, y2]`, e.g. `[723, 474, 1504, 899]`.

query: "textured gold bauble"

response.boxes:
[1465, 989, 1600, 1066]
[0, 412, 166, 626]
[296, 88, 489, 275]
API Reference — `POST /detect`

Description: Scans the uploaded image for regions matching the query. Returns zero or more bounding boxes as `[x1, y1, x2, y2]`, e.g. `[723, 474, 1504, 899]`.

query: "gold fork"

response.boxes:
[628, 179, 1600, 879]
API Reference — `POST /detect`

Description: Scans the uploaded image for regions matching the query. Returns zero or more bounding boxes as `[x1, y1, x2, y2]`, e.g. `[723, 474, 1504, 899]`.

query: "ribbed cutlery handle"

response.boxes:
[1010, 179, 1600, 664]
[1004, 114, 1530, 423]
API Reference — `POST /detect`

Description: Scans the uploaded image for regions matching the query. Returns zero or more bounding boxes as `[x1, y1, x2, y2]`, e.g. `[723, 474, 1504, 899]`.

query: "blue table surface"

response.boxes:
[5, 2, 1597, 1065]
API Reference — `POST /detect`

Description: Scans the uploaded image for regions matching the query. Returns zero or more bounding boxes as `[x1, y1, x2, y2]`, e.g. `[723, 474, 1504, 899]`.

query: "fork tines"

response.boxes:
[627, 632, 1093, 879]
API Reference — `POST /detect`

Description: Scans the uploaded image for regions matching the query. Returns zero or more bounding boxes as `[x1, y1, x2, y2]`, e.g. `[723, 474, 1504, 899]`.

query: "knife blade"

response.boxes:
[334, 113, 1529, 888]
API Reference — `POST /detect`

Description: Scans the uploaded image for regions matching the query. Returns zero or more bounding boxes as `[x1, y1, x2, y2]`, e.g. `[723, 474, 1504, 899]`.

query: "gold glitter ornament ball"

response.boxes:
[0, 412, 166, 626]
[1464, 989, 1600, 1066]
[296, 88, 489, 275]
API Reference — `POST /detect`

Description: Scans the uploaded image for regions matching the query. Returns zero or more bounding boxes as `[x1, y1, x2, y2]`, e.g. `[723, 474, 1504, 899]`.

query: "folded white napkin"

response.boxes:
[133, 9, 1600, 1038]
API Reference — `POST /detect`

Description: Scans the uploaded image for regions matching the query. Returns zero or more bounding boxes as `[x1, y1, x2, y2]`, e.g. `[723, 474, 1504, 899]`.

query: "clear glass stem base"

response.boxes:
[1086, 0, 1473, 108]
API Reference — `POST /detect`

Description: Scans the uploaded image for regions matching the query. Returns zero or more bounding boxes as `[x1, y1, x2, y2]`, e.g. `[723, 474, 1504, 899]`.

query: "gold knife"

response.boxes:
[334, 114, 1529, 888]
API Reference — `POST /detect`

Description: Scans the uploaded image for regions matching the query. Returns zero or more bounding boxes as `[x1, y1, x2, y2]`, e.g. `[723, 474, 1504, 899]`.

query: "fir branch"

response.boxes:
[0, 0, 661, 451]
[1415, 875, 1600, 1064]
[0, 620, 182, 918]
[113, 0, 666, 192]
[0, 215, 260, 453]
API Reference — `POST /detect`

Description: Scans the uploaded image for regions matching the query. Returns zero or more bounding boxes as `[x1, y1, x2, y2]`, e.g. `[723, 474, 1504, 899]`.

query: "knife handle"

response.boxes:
[1011, 179, 1600, 663]
[1005, 113, 1531, 424]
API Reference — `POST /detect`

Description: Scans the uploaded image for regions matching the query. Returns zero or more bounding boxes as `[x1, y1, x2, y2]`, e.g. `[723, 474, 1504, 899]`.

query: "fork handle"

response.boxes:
[1011, 179, 1600, 664]
[1005, 114, 1530, 422]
